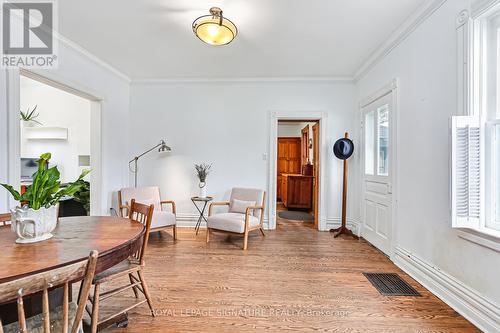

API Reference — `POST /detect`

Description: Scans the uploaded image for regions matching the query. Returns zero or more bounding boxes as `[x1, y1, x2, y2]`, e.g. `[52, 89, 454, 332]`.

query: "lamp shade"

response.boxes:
[192, 7, 237, 46]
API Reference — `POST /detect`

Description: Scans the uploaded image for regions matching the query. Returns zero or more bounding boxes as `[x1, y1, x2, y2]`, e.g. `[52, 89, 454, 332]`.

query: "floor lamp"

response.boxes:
[129, 139, 171, 188]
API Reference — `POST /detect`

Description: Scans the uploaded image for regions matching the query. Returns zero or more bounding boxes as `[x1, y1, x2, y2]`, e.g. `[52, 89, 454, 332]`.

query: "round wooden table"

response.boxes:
[0, 216, 145, 284]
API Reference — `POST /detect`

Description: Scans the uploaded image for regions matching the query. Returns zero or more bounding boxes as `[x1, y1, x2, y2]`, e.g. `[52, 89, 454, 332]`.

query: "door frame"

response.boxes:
[268, 111, 328, 231]
[6, 68, 103, 215]
[301, 124, 310, 165]
[359, 79, 399, 260]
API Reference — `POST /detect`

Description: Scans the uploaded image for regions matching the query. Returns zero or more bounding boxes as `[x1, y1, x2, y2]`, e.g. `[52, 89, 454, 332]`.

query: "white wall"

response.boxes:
[129, 81, 357, 224]
[0, 39, 130, 214]
[20, 76, 91, 183]
[278, 122, 306, 137]
[0, 72, 8, 213]
[356, 0, 500, 317]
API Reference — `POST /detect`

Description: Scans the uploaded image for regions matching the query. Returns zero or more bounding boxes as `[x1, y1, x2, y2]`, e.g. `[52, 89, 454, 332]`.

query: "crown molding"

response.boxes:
[353, 0, 448, 82]
[55, 32, 131, 83]
[472, 0, 500, 18]
[131, 76, 354, 85]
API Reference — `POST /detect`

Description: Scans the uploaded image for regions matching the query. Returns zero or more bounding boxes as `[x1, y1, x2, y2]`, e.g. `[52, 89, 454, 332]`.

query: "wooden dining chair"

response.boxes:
[0, 250, 98, 333]
[0, 213, 10, 226]
[87, 199, 155, 332]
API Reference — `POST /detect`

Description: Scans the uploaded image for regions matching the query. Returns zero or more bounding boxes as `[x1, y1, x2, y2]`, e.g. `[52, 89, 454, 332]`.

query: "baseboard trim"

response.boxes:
[325, 218, 360, 234]
[394, 246, 500, 332]
[175, 213, 270, 230]
[176, 214, 356, 232]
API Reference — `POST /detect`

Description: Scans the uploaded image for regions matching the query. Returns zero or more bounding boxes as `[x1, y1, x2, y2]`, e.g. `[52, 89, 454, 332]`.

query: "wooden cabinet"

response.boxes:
[277, 138, 301, 199]
[281, 174, 313, 209]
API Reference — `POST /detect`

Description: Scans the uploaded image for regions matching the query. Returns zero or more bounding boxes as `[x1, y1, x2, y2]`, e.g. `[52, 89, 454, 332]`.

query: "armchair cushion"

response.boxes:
[152, 210, 176, 229]
[120, 186, 161, 211]
[119, 186, 176, 229]
[229, 188, 265, 218]
[207, 213, 260, 234]
[229, 199, 256, 214]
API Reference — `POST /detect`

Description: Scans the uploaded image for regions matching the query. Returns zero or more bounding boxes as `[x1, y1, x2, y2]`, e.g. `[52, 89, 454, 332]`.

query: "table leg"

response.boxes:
[195, 201, 210, 235]
[195, 213, 203, 235]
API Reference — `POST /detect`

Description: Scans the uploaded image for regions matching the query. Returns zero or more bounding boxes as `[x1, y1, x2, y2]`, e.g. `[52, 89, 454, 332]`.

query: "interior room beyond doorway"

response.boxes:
[276, 120, 319, 229]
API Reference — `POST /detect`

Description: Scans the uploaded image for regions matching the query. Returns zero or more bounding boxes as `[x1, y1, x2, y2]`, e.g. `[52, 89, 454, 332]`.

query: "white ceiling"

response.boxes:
[59, 0, 427, 80]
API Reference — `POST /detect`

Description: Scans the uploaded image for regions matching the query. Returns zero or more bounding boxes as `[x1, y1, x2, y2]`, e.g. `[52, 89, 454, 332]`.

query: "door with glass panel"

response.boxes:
[361, 93, 393, 256]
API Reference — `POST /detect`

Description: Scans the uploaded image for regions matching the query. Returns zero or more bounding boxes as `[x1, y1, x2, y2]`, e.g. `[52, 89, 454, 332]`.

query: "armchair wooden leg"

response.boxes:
[138, 270, 155, 316]
[90, 283, 100, 333]
[206, 228, 210, 243]
[243, 231, 249, 250]
[173, 225, 177, 240]
[259, 227, 266, 237]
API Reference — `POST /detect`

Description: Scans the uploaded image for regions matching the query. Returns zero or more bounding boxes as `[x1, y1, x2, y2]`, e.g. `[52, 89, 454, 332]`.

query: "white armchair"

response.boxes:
[118, 186, 177, 240]
[206, 187, 266, 250]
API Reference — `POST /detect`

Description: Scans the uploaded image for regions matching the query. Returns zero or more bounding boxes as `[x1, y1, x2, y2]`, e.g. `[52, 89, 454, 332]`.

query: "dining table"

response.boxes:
[0, 216, 145, 326]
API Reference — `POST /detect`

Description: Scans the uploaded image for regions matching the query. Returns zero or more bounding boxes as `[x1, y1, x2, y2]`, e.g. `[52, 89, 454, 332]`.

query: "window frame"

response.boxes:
[486, 120, 500, 231]
[456, 2, 500, 240]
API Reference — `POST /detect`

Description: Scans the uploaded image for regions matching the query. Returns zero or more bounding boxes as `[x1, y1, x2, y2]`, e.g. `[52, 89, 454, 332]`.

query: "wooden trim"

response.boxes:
[312, 122, 320, 228]
[301, 124, 310, 165]
[160, 200, 176, 214]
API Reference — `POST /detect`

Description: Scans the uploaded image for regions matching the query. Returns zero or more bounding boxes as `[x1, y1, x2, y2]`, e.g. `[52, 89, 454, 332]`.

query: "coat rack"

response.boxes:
[330, 132, 358, 239]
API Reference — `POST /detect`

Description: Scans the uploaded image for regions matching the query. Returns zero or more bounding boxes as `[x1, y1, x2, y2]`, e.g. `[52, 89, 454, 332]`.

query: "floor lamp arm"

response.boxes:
[128, 142, 163, 188]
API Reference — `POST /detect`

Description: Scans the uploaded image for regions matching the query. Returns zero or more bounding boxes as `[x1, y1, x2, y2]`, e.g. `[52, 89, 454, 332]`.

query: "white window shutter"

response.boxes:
[451, 116, 483, 229]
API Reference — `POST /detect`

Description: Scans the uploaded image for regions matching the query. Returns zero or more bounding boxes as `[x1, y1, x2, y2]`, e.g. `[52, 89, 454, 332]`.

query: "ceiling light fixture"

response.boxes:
[192, 7, 237, 46]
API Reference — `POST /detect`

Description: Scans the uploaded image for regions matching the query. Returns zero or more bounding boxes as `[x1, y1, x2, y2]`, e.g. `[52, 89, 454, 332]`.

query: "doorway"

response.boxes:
[7, 69, 103, 215]
[361, 90, 395, 256]
[275, 120, 320, 229]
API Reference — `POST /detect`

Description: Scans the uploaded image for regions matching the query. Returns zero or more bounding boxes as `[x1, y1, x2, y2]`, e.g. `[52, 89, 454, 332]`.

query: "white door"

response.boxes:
[361, 93, 393, 256]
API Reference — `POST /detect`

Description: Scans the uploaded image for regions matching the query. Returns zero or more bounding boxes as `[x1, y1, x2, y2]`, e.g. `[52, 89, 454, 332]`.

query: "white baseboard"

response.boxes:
[326, 217, 360, 234]
[175, 213, 270, 230]
[394, 246, 500, 332]
[176, 213, 356, 232]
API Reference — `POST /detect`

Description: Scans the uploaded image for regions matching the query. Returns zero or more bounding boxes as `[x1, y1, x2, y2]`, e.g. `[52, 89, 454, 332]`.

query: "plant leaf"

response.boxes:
[0, 184, 21, 201]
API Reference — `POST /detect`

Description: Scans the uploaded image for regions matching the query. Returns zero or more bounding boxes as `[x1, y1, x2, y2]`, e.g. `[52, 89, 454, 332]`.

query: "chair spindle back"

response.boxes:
[128, 199, 154, 265]
[0, 250, 98, 333]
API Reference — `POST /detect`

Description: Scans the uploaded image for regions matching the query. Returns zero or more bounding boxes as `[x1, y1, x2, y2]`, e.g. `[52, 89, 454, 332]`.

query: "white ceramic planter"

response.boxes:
[10, 205, 58, 244]
[199, 182, 207, 198]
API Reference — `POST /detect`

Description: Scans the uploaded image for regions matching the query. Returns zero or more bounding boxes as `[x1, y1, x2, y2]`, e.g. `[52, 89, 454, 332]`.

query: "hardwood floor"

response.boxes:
[100, 221, 479, 333]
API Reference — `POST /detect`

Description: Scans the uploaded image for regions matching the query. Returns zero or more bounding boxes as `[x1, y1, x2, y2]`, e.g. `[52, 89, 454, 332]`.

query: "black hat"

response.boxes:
[333, 138, 354, 160]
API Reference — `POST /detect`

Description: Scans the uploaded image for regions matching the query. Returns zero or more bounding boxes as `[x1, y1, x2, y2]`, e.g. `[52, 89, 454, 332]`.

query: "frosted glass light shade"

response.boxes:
[192, 7, 237, 46]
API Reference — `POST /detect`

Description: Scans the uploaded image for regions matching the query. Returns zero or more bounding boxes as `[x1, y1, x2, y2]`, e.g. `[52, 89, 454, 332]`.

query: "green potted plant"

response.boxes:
[195, 163, 211, 198]
[1, 153, 90, 243]
[20, 105, 42, 126]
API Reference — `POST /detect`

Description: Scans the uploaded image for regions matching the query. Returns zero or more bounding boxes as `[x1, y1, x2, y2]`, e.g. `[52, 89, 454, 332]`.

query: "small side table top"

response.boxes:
[191, 196, 214, 202]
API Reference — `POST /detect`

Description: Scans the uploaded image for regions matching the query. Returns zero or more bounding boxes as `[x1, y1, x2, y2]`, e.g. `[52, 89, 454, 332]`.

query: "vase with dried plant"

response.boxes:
[195, 163, 211, 198]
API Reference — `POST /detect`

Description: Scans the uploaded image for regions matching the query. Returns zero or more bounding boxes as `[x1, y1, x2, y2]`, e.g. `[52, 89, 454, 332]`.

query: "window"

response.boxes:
[365, 110, 375, 175]
[364, 104, 390, 177]
[453, 3, 500, 237]
[377, 106, 389, 176]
